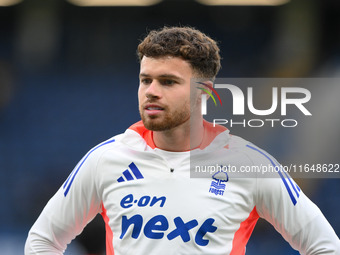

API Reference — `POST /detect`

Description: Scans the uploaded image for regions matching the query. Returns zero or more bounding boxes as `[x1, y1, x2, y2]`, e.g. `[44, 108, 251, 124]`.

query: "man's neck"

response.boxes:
[152, 118, 204, 152]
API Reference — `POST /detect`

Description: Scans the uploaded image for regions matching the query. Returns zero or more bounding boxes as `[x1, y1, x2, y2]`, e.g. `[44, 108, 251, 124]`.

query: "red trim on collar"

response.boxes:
[128, 120, 227, 150]
[200, 120, 227, 149]
[128, 120, 156, 149]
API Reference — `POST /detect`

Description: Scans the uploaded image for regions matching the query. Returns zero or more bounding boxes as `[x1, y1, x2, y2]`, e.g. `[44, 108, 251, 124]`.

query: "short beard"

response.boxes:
[140, 107, 190, 131]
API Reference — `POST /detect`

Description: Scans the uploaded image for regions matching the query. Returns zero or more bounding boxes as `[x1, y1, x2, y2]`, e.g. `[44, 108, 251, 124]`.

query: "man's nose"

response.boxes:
[145, 81, 161, 99]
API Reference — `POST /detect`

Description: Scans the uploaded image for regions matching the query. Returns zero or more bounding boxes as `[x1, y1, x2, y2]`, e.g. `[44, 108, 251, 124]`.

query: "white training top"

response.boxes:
[25, 120, 340, 255]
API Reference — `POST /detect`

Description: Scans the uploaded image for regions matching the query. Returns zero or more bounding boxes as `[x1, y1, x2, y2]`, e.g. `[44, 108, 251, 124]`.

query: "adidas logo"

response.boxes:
[117, 162, 144, 183]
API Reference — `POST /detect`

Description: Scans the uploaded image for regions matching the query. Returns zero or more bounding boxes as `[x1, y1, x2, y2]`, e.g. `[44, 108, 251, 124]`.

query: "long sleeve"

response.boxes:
[248, 144, 340, 254]
[24, 141, 108, 254]
[256, 176, 340, 254]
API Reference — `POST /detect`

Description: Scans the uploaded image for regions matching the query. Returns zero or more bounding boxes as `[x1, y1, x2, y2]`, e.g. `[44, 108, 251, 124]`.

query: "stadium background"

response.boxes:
[0, 0, 339, 254]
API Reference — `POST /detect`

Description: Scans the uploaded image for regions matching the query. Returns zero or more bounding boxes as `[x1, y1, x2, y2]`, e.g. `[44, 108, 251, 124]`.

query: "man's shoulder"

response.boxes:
[80, 133, 126, 162]
[227, 134, 278, 166]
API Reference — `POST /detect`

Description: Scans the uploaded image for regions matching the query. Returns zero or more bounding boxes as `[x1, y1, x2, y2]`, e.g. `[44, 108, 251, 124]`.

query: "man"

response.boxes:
[25, 26, 340, 254]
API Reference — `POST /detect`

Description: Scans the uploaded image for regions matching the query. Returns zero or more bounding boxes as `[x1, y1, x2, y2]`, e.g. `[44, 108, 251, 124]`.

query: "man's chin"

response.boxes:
[143, 120, 169, 131]
[140, 116, 169, 131]
[140, 113, 189, 131]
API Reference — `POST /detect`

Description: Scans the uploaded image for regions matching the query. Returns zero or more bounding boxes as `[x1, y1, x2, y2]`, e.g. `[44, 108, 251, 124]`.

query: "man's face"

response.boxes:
[138, 56, 197, 131]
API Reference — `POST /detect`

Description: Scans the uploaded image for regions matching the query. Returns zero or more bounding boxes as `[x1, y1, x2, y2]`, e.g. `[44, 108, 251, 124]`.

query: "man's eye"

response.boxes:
[161, 80, 176, 86]
[141, 78, 152, 84]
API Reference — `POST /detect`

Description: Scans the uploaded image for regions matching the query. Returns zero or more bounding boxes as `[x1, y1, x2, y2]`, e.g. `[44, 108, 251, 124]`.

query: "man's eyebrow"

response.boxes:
[139, 73, 185, 82]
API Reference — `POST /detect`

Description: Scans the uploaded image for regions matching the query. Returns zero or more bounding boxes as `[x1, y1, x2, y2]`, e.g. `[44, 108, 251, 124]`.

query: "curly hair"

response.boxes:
[137, 26, 221, 79]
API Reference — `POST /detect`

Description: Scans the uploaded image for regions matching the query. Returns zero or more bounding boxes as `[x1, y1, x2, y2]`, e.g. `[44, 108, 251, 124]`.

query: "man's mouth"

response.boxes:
[144, 104, 165, 115]
[146, 106, 164, 110]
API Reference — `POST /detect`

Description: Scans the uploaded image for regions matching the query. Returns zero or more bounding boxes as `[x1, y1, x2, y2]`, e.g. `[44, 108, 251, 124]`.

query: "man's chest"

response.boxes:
[97, 158, 257, 249]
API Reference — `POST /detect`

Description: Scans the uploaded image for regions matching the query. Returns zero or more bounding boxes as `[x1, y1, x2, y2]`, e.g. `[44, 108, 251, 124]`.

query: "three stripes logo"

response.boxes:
[63, 138, 116, 197]
[246, 144, 301, 206]
[117, 162, 144, 183]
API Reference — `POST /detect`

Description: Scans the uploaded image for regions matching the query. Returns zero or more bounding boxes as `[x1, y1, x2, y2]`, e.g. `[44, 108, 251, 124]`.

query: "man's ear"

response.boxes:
[197, 80, 213, 100]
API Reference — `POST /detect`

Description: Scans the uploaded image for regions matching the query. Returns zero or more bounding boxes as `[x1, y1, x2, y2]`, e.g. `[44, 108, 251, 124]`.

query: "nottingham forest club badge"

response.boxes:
[209, 171, 229, 196]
